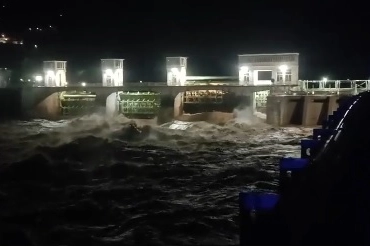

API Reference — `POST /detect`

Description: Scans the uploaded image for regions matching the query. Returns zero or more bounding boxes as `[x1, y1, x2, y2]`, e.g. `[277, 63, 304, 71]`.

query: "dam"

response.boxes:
[1, 53, 368, 125]
[18, 83, 290, 123]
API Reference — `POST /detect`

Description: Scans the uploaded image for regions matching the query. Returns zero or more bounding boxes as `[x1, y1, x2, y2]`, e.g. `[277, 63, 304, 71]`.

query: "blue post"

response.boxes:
[239, 192, 280, 245]
[279, 157, 309, 171]
[279, 157, 309, 195]
[301, 139, 320, 159]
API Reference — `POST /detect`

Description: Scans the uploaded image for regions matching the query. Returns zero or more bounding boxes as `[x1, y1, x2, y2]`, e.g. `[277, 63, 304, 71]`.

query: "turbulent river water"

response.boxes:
[0, 113, 311, 245]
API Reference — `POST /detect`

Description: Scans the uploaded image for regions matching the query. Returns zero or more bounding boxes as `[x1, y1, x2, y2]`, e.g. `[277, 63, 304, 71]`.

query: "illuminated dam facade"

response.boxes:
[38, 59, 163, 119]
[3, 53, 365, 126]
[17, 55, 297, 121]
[20, 83, 291, 124]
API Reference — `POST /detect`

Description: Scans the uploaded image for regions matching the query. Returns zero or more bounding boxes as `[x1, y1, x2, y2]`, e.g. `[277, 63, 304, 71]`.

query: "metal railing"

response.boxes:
[9, 80, 370, 96]
[26, 82, 293, 88]
[297, 80, 370, 95]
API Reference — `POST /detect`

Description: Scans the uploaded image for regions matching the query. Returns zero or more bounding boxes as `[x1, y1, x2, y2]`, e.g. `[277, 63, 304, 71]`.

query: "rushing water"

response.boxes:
[0, 113, 311, 245]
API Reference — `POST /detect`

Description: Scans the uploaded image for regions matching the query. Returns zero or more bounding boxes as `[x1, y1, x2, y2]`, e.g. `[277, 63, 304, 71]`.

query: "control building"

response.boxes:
[238, 53, 299, 85]
[101, 59, 124, 86]
[43, 61, 67, 87]
[166, 57, 187, 86]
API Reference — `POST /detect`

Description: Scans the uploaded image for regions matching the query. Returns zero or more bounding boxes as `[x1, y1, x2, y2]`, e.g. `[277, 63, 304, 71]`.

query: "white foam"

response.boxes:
[167, 121, 194, 130]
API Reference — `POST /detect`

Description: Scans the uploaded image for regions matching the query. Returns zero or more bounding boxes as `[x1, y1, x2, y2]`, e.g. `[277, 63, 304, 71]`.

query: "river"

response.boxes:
[0, 113, 311, 245]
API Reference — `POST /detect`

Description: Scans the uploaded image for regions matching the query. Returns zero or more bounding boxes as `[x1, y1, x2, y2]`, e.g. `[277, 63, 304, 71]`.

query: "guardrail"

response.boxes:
[22, 82, 296, 88]
[297, 80, 370, 94]
[5, 80, 369, 95]
[67, 82, 169, 87]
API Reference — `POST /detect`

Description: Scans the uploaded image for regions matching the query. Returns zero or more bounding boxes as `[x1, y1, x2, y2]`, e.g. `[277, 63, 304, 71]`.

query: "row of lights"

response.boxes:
[0, 34, 23, 45]
[28, 26, 54, 31]
[7, 72, 330, 84]
[46, 70, 86, 86]
[20, 75, 43, 82]
[18, 74, 87, 87]
[171, 68, 179, 73]
[105, 69, 113, 75]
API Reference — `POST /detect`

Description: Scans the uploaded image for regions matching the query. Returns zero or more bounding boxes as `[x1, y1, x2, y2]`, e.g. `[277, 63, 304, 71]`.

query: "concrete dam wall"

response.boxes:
[0, 88, 252, 125]
[266, 95, 351, 126]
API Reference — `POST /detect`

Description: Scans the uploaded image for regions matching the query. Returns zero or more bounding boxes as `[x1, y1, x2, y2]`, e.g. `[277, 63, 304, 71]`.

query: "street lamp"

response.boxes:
[323, 77, 328, 83]
[279, 65, 288, 83]
[279, 65, 288, 73]
[35, 75, 42, 82]
[240, 66, 248, 73]
[81, 82, 86, 87]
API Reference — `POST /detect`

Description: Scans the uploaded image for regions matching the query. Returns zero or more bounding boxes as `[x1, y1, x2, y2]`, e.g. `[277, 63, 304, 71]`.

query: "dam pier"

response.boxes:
[0, 53, 367, 126]
[19, 84, 293, 123]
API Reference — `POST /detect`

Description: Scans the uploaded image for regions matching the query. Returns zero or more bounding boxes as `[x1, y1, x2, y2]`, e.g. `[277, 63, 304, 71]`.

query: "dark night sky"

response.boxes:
[0, 0, 369, 82]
